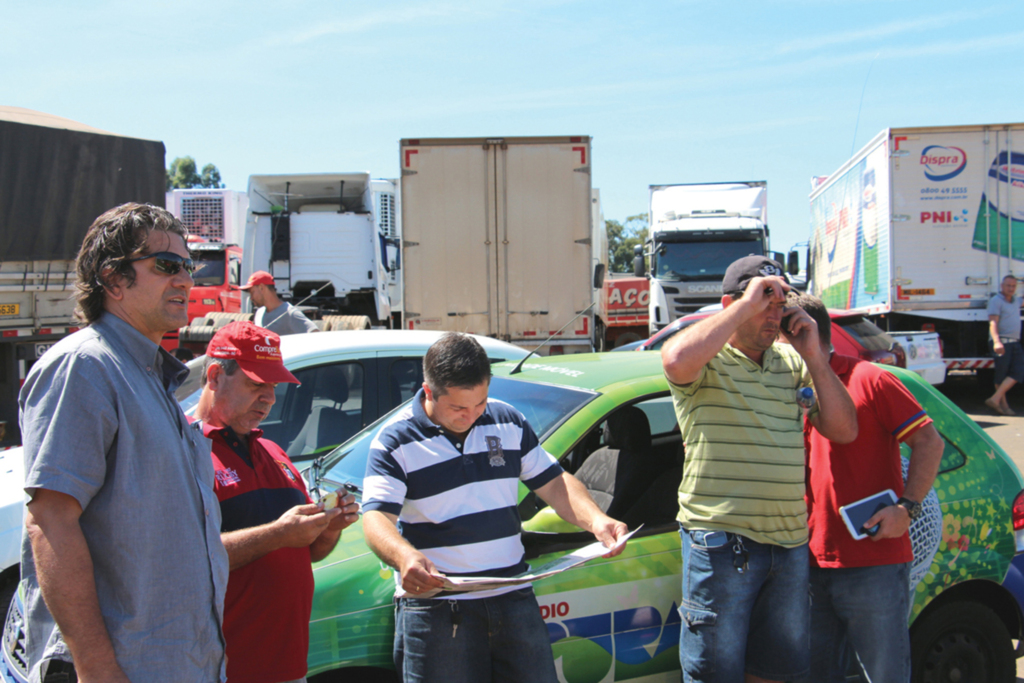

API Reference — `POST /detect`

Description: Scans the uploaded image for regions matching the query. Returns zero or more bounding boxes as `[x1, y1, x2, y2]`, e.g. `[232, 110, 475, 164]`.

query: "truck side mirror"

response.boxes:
[633, 244, 646, 278]
[593, 263, 606, 289]
[772, 251, 785, 266]
[787, 250, 800, 275]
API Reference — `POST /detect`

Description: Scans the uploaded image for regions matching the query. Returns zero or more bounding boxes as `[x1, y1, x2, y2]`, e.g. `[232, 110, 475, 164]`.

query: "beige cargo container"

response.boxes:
[399, 136, 597, 354]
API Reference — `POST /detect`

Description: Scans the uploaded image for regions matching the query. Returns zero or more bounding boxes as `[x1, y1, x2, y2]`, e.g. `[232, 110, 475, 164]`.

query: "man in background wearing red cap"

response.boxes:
[195, 321, 359, 683]
[240, 270, 318, 336]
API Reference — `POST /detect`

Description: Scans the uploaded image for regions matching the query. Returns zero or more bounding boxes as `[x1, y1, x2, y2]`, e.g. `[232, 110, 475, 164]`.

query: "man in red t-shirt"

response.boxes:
[196, 321, 360, 683]
[797, 295, 944, 683]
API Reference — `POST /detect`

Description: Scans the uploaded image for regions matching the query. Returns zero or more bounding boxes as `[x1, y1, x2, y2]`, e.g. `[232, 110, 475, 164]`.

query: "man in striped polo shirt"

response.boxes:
[797, 294, 942, 683]
[661, 256, 857, 683]
[362, 332, 628, 683]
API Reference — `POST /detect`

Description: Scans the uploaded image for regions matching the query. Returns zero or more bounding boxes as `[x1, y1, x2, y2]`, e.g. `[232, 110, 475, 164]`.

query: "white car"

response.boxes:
[0, 330, 528, 615]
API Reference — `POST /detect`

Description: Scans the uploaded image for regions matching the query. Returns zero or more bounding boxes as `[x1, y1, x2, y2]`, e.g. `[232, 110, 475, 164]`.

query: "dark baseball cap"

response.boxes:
[722, 255, 788, 296]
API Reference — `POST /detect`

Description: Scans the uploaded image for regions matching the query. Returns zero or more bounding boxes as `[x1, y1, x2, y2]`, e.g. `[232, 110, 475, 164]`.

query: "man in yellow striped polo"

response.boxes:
[661, 255, 857, 683]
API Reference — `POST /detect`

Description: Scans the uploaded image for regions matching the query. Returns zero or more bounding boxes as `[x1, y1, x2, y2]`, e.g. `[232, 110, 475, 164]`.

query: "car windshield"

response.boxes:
[652, 240, 763, 281]
[191, 251, 226, 286]
[317, 376, 598, 491]
[835, 316, 895, 352]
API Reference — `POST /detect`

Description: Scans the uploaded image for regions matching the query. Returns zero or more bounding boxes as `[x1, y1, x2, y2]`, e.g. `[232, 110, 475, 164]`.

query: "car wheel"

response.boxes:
[910, 601, 1015, 683]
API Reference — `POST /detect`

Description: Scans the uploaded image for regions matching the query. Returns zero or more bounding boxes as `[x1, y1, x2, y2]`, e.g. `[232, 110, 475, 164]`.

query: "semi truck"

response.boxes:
[809, 123, 1024, 378]
[162, 189, 248, 351]
[242, 173, 395, 329]
[641, 181, 771, 334]
[602, 275, 650, 348]
[0, 106, 165, 447]
[399, 136, 600, 355]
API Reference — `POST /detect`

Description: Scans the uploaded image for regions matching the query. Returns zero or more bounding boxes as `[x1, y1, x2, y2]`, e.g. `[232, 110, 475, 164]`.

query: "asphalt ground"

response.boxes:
[935, 372, 1024, 679]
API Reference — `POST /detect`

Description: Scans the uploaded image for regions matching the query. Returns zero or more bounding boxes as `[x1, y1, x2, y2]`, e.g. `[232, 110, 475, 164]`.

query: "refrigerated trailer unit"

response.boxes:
[809, 123, 1024, 376]
[399, 136, 598, 354]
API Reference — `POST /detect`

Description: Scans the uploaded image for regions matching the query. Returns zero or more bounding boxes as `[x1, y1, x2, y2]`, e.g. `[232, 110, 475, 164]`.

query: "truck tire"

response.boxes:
[323, 315, 371, 331]
[206, 312, 253, 329]
[615, 332, 642, 348]
[910, 601, 1015, 683]
[594, 321, 607, 352]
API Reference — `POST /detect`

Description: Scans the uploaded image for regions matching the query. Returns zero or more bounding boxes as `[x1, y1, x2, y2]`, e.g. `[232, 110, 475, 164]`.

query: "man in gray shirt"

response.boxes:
[19, 203, 229, 683]
[985, 274, 1023, 416]
[239, 271, 318, 335]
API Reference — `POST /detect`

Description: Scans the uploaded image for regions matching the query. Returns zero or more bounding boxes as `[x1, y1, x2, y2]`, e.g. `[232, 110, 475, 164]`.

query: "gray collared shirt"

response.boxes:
[19, 312, 229, 683]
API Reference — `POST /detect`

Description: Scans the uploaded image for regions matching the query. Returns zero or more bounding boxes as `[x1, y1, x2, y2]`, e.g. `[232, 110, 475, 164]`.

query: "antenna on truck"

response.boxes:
[510, 302, 596, 375]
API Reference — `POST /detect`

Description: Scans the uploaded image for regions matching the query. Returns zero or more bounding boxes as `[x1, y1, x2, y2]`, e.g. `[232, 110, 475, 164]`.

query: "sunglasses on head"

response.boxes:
[128, 251, 197, 276]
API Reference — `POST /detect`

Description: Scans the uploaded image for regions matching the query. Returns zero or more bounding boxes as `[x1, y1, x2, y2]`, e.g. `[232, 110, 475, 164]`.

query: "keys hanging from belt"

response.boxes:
[732, 537, 749, 574]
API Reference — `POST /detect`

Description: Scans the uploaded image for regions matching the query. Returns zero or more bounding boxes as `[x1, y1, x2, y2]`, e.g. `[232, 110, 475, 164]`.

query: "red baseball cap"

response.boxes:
[206, 321, 300, 384]
[239, 271, 275, 290]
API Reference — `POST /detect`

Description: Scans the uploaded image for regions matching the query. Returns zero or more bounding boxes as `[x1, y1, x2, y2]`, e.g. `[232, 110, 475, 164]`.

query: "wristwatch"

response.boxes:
[896, 497, 922, 520]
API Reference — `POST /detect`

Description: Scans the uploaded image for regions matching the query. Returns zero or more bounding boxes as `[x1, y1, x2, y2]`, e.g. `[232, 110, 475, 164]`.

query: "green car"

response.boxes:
[303, 351, 1024, 682]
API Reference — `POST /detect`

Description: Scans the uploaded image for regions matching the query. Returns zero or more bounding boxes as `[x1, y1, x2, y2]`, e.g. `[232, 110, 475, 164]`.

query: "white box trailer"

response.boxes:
[399, 136, 597, 354]
[809, 123, 1024, 375]
[244, 173, 392, 327]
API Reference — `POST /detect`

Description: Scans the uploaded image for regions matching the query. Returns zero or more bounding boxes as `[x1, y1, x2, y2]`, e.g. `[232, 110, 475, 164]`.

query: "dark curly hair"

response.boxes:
[74, 203, 188, 324]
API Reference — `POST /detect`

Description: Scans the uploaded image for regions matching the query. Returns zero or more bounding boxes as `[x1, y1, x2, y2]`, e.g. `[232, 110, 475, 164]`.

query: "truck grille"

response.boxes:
[672, 295, 721, 316]
[3, 594, 28, 678]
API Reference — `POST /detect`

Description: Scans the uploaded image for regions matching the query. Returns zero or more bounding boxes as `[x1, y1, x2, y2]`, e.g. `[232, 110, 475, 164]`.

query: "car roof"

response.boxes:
[492, 351, 665, 392]
[278, 330, 530, 365]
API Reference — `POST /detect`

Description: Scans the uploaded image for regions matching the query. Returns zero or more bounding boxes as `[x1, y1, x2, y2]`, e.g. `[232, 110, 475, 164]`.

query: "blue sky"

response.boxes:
[3, 0, 1021, 262]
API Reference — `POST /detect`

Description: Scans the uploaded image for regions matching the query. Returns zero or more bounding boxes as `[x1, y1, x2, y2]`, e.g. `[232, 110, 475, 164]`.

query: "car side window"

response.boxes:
[260, 361, 366, 461]
[902, 432, 965, 474]
[522, 394, 683, 542]
[387, 358, 423, 407]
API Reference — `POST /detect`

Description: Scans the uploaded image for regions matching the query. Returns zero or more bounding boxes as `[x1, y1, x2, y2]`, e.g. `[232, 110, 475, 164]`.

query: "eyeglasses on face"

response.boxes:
[128, 252, 197, 276]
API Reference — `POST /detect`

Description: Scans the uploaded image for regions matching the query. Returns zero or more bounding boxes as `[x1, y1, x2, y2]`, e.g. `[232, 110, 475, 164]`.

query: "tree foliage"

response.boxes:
[607, 213, 649, 273]
[166, 156, 225, 190]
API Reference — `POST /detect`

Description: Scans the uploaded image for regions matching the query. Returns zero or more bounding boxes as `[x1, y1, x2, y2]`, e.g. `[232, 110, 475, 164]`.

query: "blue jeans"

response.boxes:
[393, 587, 557, 683]
[680, 527, 810, 682]
[803, 563, 911, 683]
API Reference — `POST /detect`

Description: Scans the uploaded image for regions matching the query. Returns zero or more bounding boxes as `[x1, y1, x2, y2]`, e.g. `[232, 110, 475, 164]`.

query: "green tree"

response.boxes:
[607, 213, 649, 272]
[166, 156, 225, 190]
[200, 163, 223, 189]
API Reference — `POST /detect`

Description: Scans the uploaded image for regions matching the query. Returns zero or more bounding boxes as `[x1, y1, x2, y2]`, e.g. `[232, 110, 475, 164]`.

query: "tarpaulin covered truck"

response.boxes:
[809, 123, 1024, 378]
[399, 136, 600, 355]
[0, 107, 165, 447]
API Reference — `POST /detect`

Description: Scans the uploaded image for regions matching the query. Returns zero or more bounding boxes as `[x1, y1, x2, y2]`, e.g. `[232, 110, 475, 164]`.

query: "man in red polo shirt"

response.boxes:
[196, 321, 359, 683]
[797, 295, 943, 683]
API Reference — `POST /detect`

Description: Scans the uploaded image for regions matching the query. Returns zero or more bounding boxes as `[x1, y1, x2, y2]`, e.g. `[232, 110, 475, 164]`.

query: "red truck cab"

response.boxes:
[160, 240, 243, 351]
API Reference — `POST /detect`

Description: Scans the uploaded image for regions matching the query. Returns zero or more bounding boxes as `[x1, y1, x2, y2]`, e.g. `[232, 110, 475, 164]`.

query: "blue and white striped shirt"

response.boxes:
[362, 389, 563, 599]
